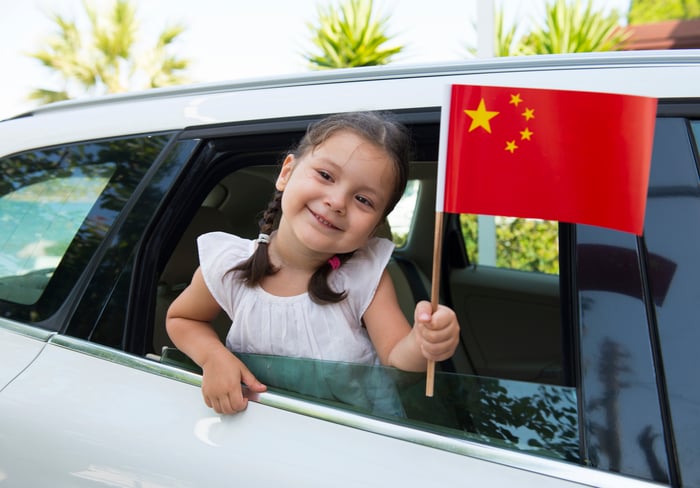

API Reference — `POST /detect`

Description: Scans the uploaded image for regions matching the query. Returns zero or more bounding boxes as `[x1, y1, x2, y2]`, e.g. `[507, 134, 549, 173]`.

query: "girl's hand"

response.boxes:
[413, 301, 460, 362]
[200, 348, 267, 415]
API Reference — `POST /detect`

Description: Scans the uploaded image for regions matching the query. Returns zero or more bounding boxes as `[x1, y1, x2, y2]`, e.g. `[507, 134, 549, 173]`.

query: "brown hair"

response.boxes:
[232, 111, 411, 304]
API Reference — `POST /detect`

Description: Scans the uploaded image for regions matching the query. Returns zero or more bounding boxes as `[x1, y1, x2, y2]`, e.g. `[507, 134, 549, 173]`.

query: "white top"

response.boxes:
[197, 232, 395, 365]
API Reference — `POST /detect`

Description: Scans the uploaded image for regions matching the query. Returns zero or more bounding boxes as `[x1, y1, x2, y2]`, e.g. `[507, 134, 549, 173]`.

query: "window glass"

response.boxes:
[460, 215, 559, 274]
[0, 135, 172, 323]
[387, 180, 419, 247]
[159, 349, 578, 462]
[241, 354, 579, 462]
[0, 164, 114, 304]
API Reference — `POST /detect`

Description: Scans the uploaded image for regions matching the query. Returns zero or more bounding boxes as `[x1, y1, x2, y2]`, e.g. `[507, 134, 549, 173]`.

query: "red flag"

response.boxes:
[436, 84, 657, 235]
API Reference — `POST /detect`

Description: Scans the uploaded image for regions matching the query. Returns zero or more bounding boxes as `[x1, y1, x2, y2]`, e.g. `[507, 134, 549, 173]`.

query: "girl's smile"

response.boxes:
[307, 207, 342, 231]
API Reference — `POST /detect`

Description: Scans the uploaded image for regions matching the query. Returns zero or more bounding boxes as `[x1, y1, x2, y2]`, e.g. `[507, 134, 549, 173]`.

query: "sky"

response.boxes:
[0, 0, 630, 120]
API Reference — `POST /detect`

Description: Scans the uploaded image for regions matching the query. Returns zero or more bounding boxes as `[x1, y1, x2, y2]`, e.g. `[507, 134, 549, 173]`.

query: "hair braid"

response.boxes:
[230, 191, 282, 284]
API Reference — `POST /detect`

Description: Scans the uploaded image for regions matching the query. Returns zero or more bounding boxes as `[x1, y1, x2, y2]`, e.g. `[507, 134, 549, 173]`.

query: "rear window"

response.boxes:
[0, 135, 171, 323]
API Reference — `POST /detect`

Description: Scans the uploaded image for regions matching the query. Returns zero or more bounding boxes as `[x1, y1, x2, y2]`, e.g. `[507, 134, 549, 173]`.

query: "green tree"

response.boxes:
[27, 0, 190, 105]
[460, 215, 559, 274]
[518, 0, 630, 54]
[628, 0, 700, 24]
[304, 0, 403, 69]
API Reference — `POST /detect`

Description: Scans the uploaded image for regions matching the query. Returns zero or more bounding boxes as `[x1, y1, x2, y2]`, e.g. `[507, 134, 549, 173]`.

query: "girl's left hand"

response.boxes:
[413, 301, 460, 362]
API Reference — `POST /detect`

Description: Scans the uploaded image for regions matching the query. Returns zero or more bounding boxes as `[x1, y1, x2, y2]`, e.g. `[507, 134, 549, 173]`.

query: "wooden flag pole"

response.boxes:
[426, 211, 445, 397]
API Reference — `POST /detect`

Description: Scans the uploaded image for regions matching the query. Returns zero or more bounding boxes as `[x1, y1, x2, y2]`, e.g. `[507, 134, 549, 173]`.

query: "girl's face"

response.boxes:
[275, 130, 396, 258]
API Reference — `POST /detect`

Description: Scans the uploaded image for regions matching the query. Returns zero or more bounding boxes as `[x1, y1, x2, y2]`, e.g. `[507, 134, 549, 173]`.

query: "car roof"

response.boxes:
[2, 49, 700, 156]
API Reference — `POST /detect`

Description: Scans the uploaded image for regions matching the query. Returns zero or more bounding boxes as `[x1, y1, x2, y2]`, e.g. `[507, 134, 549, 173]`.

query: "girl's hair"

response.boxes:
[233, 111, 411, 304]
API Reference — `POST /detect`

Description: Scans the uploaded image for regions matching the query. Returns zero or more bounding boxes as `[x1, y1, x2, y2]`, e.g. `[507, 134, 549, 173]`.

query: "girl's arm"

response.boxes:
[363, 270, 460, 372]
[166, 267, 265, 414]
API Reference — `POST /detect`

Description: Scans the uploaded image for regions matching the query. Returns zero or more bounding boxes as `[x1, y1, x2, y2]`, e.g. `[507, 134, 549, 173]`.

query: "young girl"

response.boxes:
[166, 112, 460, 415]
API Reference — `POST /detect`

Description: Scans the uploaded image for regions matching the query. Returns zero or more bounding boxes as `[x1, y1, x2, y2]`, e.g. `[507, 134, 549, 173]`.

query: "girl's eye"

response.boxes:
[356, 195, 374, 208]
[317, 170, 332, 181]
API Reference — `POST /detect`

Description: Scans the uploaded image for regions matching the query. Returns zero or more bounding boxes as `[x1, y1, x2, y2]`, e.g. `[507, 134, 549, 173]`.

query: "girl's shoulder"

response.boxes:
[353, 236, 395, 264]
[340, 237, 395, 278]
[197, 231, 255, 269]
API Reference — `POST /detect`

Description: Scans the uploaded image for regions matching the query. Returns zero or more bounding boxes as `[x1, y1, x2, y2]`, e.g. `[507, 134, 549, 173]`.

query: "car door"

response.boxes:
[1, 335, 612, 487]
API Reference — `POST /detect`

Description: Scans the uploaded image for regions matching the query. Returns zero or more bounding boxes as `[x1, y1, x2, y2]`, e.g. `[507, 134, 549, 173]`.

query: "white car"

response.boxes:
[1, 50, 699, 487]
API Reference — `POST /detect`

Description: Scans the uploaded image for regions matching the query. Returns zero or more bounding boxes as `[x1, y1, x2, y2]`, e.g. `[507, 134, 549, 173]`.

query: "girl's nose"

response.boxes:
[324, 192, 346, 214]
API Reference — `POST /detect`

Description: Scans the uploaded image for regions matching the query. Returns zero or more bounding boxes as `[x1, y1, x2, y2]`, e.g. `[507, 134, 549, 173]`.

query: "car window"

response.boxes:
[387, 180, 419, 247]
[460, 215, 559, 275]
[147, 121, 579, 465]
[243, 354, 579, 462]
[0, 164, 115, 304]
[0, 135, 172, 324]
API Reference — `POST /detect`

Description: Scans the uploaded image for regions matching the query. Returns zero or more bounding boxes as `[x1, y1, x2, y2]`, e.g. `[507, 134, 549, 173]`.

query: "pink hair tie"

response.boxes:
[328, 255, 341, 270]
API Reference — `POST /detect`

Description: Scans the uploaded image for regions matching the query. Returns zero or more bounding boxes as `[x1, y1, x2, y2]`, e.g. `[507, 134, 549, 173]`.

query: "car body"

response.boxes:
[1, 49, 699, 487]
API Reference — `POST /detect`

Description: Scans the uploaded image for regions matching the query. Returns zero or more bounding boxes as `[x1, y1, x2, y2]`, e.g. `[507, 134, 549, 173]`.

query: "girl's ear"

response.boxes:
[275, 154, 295, 191]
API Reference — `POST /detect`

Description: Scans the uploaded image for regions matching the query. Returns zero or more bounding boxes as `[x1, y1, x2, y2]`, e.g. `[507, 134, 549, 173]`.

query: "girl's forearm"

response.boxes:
[166, 317, 229, 367]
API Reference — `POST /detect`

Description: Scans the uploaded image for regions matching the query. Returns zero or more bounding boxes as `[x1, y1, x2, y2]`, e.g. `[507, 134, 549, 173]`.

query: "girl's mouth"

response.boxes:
[309, 208, 340, 230]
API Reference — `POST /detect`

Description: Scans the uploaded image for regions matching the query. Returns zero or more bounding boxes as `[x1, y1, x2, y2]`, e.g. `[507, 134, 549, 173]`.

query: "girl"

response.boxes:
[166, 112, 460, 414]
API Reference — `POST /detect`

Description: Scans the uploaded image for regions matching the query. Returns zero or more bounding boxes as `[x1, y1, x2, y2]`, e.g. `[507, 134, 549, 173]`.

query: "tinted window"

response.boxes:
[0, 163, 115, 304]
[0, 135, 172, 325]
[645, 117, 700, 486]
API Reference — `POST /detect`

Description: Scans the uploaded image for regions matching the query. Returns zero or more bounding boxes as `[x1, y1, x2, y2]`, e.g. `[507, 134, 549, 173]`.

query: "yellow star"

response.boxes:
[522, 107, 535, 121]
[509, 93, 523, 106]
[520, 127, 533, 140]
[505, 140, 518, 153]
[464, 99, 499, 133]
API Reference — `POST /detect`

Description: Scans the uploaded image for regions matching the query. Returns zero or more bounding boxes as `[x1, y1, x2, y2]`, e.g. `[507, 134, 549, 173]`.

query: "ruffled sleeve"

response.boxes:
[332, 237, 395, 322]
[197, 231, 255, 318]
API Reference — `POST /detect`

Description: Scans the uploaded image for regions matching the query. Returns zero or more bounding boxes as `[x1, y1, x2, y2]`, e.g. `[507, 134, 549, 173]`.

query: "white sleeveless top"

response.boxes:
[197, 232, 394, 365]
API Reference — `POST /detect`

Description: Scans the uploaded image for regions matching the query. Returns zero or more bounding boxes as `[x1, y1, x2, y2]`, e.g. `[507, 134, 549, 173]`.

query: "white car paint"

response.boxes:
[0, 333, 663, 487]
[1, 51, 700, 158]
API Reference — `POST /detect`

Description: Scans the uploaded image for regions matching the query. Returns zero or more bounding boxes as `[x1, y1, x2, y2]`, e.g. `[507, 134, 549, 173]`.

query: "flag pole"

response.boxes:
[426, 210, 444, 397]
[428, 83, 452, 397]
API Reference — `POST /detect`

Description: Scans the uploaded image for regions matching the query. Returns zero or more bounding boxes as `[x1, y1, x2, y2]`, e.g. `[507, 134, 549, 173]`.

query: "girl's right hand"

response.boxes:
[200, 349, 267, 414]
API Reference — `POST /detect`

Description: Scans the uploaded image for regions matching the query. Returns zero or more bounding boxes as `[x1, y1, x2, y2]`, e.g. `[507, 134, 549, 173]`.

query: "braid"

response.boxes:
[259, 190, 282, 235]
[230, 191, 282, 284]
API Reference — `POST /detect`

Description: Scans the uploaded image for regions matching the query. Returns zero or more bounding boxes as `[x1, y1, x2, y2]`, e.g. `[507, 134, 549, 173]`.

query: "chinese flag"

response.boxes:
[436, 84, 657, 235]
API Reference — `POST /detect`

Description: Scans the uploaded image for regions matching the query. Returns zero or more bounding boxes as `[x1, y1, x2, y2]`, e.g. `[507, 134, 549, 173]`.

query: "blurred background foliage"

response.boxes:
[303, 0, 402, 69]
[27, 0, 700, 102]
[27, 0, 189, 104]
[627, 0, 700, 23]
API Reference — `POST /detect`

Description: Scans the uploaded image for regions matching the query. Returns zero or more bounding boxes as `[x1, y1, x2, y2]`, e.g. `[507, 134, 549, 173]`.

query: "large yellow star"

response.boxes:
[464, 99, 499, 133]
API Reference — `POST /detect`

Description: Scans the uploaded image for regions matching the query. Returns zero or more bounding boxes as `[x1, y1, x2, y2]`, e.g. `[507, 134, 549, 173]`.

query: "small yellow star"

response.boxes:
[522, 107, 535, 121]
[509, 93, 523, 106]
[505, 140, 518, 153]
[520, 127, 533, 140]
[464, 99, 499, 133]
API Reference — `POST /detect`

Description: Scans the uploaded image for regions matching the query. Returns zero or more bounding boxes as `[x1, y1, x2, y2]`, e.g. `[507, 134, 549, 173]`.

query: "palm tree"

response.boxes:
[26, 0, 190, 105]
[518, 0, 630, 54]
[304, 0, 403, 69]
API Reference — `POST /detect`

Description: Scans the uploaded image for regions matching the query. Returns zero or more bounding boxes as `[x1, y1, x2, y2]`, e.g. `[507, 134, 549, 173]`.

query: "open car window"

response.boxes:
[241, 354, 579, 463]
